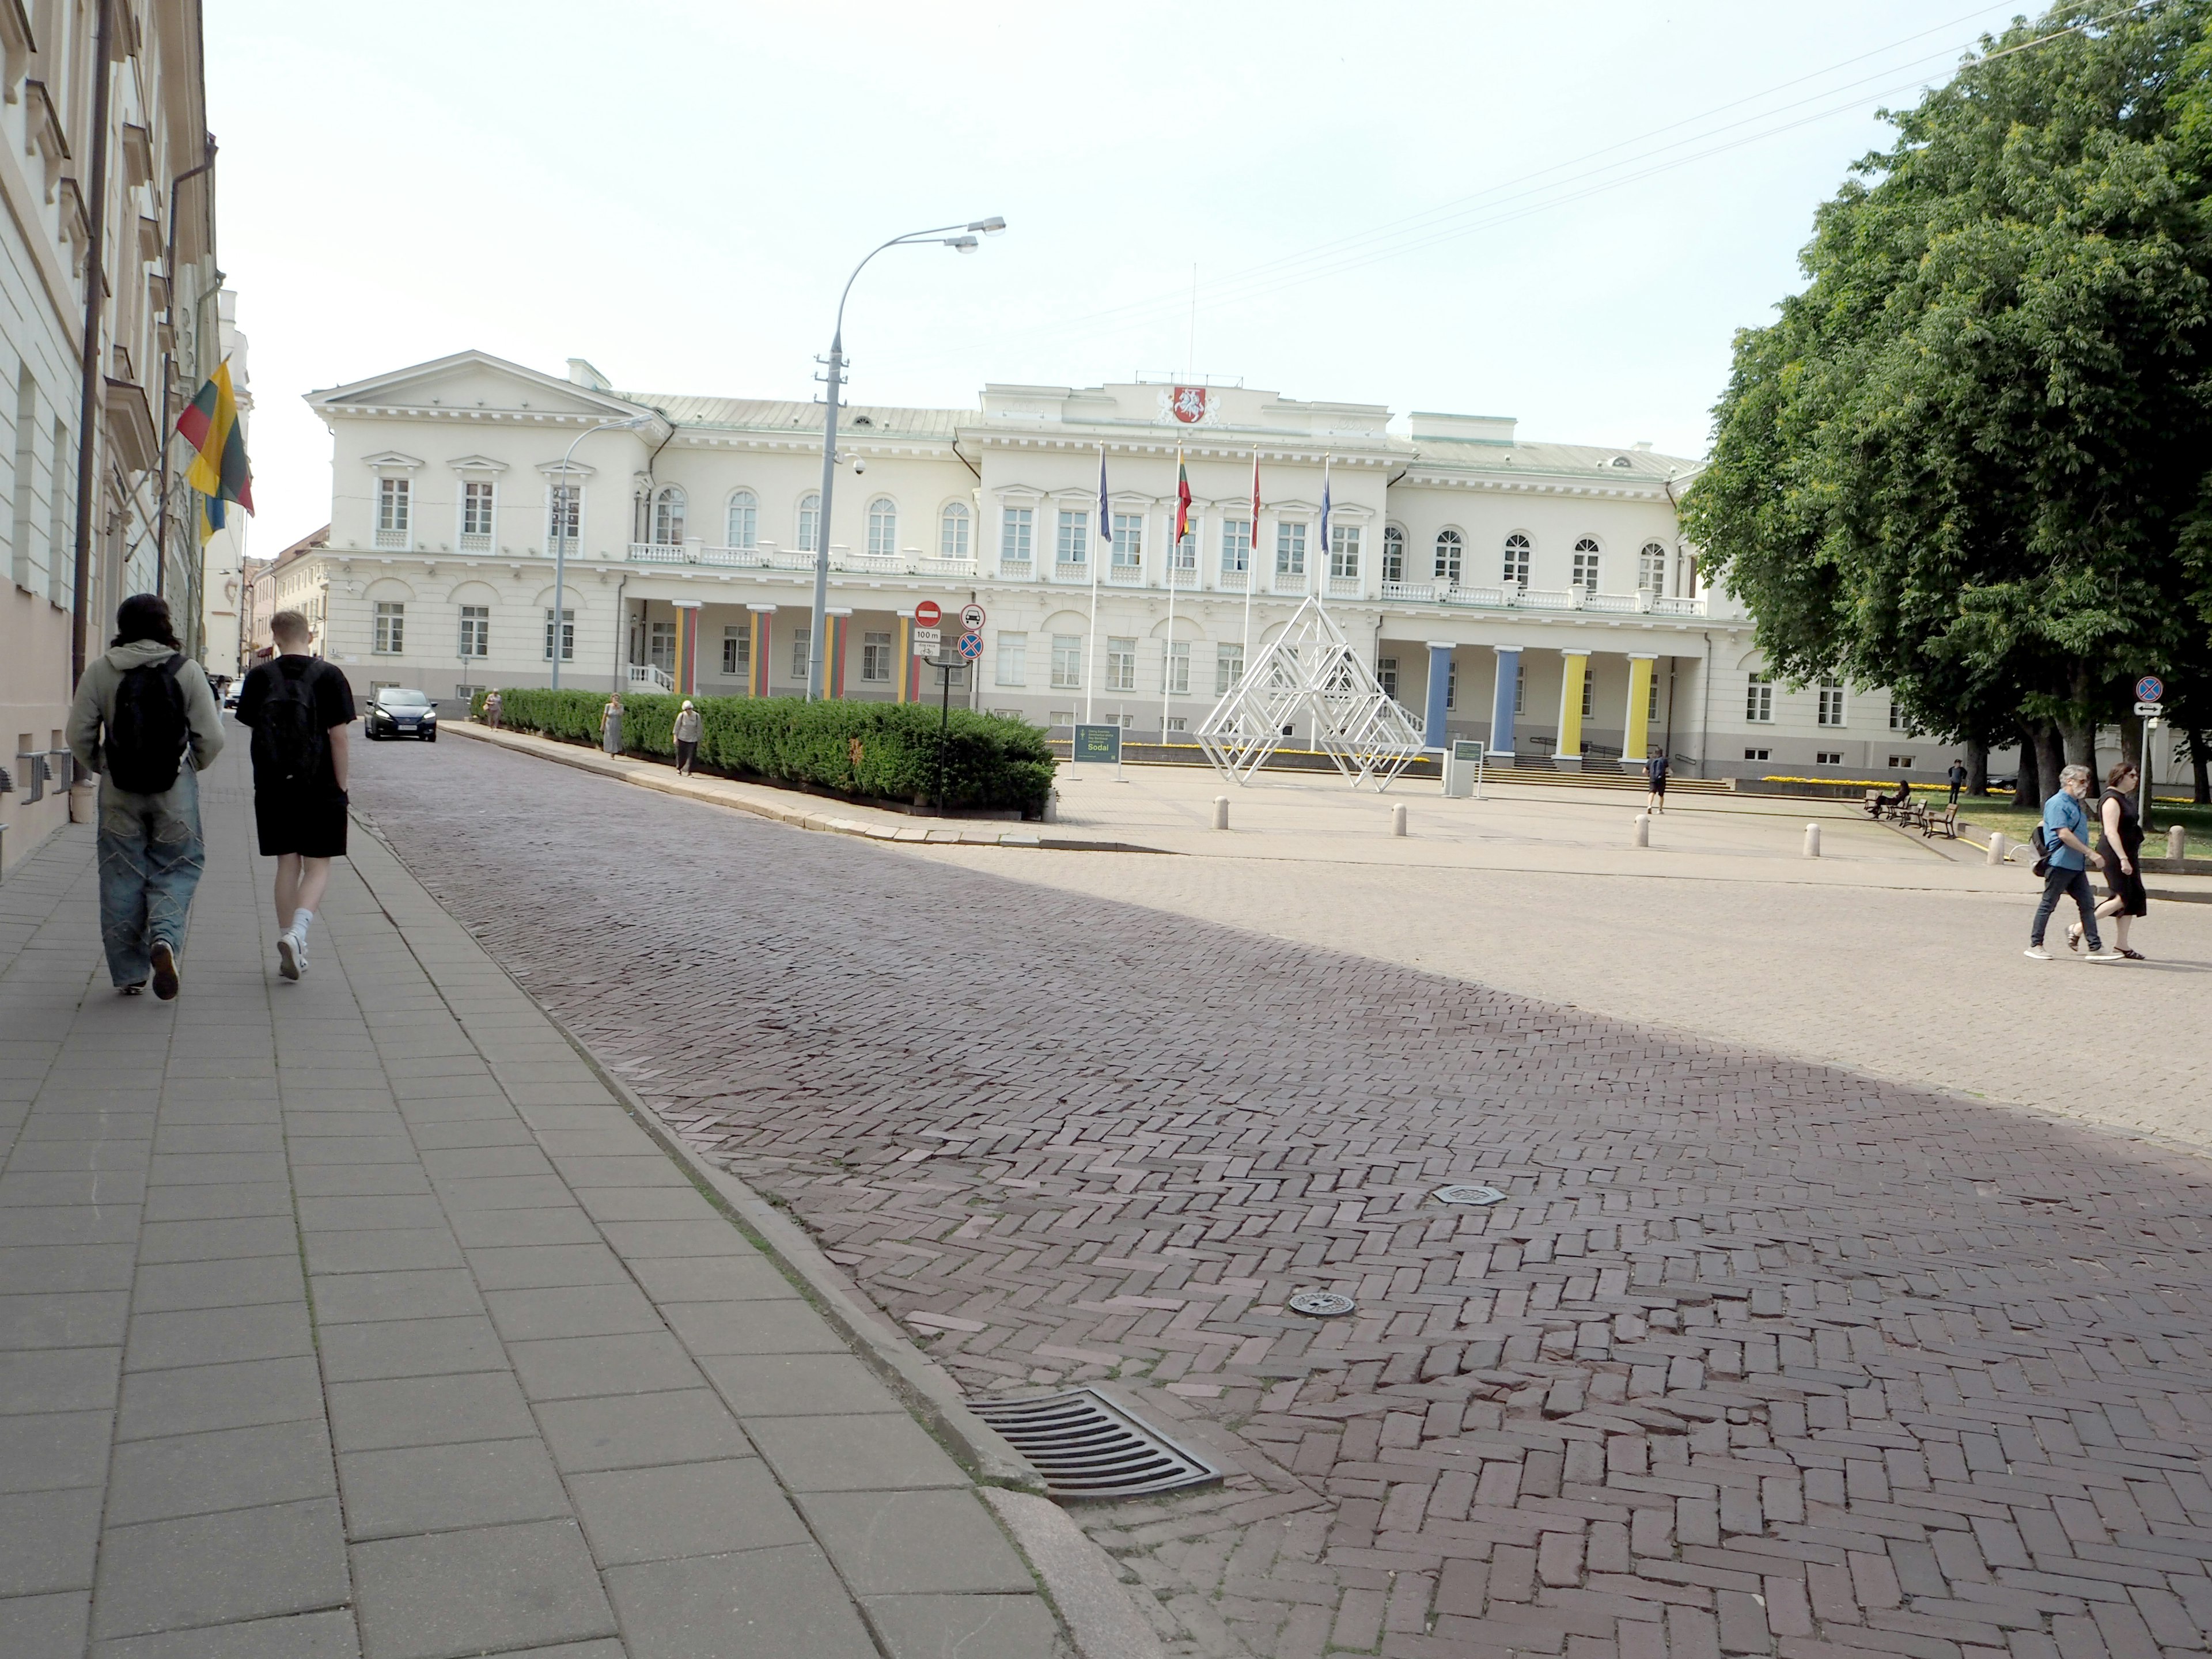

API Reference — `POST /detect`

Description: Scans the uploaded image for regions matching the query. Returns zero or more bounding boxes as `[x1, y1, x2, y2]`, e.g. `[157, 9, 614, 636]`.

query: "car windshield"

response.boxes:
[380, 690, 430, 708]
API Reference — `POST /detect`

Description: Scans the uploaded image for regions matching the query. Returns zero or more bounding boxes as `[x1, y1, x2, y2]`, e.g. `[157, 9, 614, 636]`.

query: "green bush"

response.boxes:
[480, 689, 1055, 815]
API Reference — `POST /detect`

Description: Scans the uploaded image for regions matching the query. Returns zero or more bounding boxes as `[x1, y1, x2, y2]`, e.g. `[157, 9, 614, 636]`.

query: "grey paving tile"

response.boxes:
[567, 1457, 806, 1566]
[508, 1332, 704, 1402]
[463, 1242, 629, 1290]
[131, 1255, 304, 1313]
[510, 1104, 630, 1133]
[0, 1410, 114, 1493]
[316, 1314, 507, 1384]
[795, 1490, 1032, 1595]
[419, 1145, 553, 1180]
[139, 1184, 289, 1224]
[0, 1171, 148, 1208]
[145, 1153, 289, 1186]
[0, 1205, 141, 1246]
[284, 1137, 417, 1167]
[278, 1113, 408, 1139]
[7, 1138, 150, 1170]
[601, 1543, 877, 1659]
[594, 1221, 755, 1260]
[627, 1255, 796, 1304]
[135, 1217, 297, 1264]
[0, 1590, 89, 1658]
[326, 1370, 537, 1452]
[0, 1346, 122, 1415]
[123, 1302, 313, 1372]
[533, 1388, 753, 1474]
[0, 1243, 135, 1290]
[555, 1156, 691, 1190]
[444, 1207, 601, 1249]
[88, 1607, 362, 1657]
[404, 1119, 535, 1151]
[533, 1127, 660, 1158]
[105, 1420, 336, 1525]
[482, 1283, 662, 1342]
[660, 1299, 845, 1357]
[336, 1437, 571, 1540]
[308, 1268, 483, 1325]
[350, 1519, 615, 1659]
[431, 1174, 574, 1211]
[743, 1413, 969, 1493]
[0, 1485, 103, 1595]
[90, 1498, 350, 1641]
[287, 1165, 431, 1200]
[864, 1593, 1063, 1659]
[0, 1289, 130, 1348]
[575, 1188, 719, 1224]
[300, 1229, 462, 1277]
[295, 1195, 446, 1233]
[697, 1353, 902, 1418]
[149, 1125, 283, 1154]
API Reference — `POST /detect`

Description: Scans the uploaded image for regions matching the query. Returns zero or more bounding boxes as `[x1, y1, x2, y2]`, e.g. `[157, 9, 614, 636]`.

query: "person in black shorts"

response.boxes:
[1645, 748, 1668, 815]
[234, 611, 356, 980]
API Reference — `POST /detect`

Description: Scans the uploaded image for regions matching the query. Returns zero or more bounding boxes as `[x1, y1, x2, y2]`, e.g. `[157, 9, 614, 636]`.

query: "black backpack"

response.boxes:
[105, 654, 191, 794]
[259, 662, 327, 787]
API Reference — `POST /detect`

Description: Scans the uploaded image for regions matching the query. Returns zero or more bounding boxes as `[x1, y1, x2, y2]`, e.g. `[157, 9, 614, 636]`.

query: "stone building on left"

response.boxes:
[0, 2, 226, 877]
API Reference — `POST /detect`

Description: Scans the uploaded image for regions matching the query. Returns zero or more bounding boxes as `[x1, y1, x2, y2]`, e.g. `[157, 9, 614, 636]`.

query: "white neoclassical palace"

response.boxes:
[293, 351, 1967, 779]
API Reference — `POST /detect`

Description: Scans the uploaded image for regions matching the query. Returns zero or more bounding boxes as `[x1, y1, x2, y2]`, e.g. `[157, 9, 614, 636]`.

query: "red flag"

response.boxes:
[1249, 449, 1260, 558]
[1176, 449, 1192, 543]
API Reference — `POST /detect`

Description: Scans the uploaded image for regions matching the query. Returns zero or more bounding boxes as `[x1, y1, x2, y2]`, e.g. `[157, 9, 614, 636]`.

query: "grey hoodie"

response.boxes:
[67, 640, 226, 805]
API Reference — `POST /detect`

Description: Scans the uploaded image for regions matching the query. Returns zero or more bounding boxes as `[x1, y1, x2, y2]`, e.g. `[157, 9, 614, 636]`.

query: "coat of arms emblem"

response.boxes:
[1169, 385, 1208, 423]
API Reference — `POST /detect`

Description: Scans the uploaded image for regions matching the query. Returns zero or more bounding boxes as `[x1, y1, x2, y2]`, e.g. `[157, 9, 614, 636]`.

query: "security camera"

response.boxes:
[851, 456, 866, 474]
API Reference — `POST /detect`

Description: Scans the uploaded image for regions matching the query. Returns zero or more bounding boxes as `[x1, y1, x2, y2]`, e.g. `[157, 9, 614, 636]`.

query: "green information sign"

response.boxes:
[1072, 723, 1122, 764]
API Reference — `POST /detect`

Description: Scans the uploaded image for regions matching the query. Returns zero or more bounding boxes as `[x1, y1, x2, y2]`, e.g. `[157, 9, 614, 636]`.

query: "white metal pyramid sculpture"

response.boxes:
[1195, 593, 1427, 790]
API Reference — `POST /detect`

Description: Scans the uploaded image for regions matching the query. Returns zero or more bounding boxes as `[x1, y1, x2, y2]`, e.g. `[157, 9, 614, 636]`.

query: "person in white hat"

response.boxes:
[673, 699, 703, 776]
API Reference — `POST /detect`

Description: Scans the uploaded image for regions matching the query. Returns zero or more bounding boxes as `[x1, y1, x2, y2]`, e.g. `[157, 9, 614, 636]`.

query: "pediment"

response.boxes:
[447, 453, 510, 474]
[307, 349, 653, 423]
[362, 450, 424, 471]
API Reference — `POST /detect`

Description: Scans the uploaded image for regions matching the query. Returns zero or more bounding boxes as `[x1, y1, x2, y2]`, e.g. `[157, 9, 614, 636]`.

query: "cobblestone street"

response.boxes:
[357, 737, 2212, 1659]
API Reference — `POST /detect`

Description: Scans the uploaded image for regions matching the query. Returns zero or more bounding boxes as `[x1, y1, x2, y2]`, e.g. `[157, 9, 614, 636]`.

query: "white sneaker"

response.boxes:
[2084, 948, 2124, 963]
[2023, 946, 2053, 960]
[278, 933, 301, 980]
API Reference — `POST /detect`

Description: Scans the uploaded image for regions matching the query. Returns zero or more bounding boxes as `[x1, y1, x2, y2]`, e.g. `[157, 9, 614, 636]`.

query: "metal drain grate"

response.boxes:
[971, 1388, 1222, 1499]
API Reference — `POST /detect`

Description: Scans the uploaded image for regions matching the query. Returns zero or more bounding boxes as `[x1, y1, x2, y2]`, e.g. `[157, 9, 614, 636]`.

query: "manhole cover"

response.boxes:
[1434, 1184, 1509, 1206]
[969, 1388, 1221, 1499]
[1288, 1290, 1357, 1317]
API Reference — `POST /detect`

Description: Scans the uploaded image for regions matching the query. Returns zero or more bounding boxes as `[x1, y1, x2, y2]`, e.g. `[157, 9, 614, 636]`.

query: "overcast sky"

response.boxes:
[203, 0, 2035, 552]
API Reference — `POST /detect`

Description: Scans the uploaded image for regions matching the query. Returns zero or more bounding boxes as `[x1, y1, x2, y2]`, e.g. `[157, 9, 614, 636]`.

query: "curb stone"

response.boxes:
[980, 1488, 1169, 1659]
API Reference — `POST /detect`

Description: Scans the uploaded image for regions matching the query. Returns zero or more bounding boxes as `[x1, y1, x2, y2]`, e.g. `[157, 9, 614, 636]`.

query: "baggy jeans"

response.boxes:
[2030, 863, 2101, 952]
[97, 765, 205, 986]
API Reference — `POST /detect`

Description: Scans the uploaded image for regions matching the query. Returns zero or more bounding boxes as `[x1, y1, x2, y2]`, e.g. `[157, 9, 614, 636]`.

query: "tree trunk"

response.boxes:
[2062, 717, 2097, 796]
[2016, 722, 2043, 805]
[2191, 726, 2210, 803]
[2119, 718, 2142, 793]
[1966, 736, 1989, 796]
[2036, 722, 2066, 801]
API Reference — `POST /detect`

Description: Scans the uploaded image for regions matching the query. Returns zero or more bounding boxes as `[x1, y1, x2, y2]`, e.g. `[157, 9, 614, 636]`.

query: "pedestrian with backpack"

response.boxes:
[234, 610, 356, 980]
[65, 594, 226, 998]
[2024, 764, 2122, 962]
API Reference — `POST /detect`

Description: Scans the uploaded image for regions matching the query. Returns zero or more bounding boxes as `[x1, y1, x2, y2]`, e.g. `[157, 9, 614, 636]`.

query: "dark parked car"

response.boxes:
[365, 688, 438, 741]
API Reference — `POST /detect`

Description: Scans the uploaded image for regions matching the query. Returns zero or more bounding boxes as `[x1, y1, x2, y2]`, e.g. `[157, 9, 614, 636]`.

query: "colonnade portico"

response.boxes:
[1402, 638, 1683, 770]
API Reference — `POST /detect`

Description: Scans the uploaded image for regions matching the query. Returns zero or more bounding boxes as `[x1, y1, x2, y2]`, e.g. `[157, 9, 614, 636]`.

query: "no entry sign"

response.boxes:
[914, 601, 941, 628]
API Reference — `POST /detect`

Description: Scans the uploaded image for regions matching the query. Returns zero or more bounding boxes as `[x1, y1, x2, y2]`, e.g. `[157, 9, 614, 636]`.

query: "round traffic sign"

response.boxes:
[914, 601, 941, 628]
[2137, 675, 2165, 703]
[956, 630, 984, 661]
[960, 603, 986, 631]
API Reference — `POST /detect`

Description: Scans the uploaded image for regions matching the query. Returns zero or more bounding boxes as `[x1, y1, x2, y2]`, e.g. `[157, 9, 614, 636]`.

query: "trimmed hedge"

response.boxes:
[472, 688, 1055, 815]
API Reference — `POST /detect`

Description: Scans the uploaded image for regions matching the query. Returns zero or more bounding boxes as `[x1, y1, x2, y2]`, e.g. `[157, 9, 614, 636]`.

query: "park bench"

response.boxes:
[1921, 801, 1959, 839]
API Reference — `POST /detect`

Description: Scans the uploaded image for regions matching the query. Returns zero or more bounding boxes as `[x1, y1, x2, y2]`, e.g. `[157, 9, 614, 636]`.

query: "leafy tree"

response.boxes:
[1683, 2, 2212, 794]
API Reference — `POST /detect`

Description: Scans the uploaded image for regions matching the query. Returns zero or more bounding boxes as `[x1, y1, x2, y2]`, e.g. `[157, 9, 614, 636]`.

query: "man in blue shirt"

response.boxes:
[2026, 764, 2121, 961]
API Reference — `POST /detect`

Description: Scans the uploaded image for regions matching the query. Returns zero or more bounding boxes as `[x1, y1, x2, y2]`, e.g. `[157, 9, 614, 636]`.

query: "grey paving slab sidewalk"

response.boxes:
[0, 762, 1067, 1658]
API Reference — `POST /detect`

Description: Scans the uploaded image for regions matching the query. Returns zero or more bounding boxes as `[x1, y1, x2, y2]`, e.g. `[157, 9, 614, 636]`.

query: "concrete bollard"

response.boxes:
[1986, 830, 2006, 866]
[1212, 795, 1230, 831]
[1633, 813, 1649, 849]
[1803, 823, 1821, 858]
[2173, 824, 2189, 861]
[1391, 803, 1408, 838]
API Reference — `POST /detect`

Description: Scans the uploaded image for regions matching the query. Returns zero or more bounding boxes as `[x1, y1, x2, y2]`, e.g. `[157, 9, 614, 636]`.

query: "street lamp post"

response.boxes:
[550, 412, 656, 691]
[808, 215, 1005, 701]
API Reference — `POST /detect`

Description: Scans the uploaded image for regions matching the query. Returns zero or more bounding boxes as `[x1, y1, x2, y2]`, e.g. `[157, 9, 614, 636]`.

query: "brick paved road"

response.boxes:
[357, 737, 2212, 1659]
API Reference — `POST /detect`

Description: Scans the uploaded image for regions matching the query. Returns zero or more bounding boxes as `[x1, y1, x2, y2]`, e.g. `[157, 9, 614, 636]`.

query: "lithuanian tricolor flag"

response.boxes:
[1175, 449, 1192, 542]
[177, 361, 253, 522]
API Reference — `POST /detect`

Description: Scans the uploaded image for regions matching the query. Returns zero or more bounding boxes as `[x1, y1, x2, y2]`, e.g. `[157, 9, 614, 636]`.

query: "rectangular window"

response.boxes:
[10, 368, 36, 593]
[649, 620, 676, 671]
[1446, 661, 1457, 710]
[1744, 747, 1771, 762]
[373, 601, 404, 655]
[543, 607, 575, 661]
[1889, 704, 1910, 732]
[1745, 673, 1773, 723]
[1580, 671, 1594, 719]
[1221, 519, 1251, 573]
[1889, 755, 1915, 769]
[1275, 521, 1306, 575]
[1817, 682, 1846, 726]
[940, 506, 969, 560]
[458, 605, 489, 658]
[1514, 660, 1525, 716]
[1001, 506, 1033, 563]
[791, 628, 810, 680]
[861, 631, 892, 682]
[1376, 656, 1397, 700]
[1572, 548, 1600, 592]
[1056, 509, 1088, 564]
[461, 480, 494, 539]
[548, 484, 580, 548]
[1638, 543, 1667, 594]
[1162, 639, 1190, 695]
[1111, 513, 1143, 567]
[1217, 642, 1245, 695]
[995, 631, 1028, 687]
[1816, 750, 1843, 765]
[1107, 636, 1137, 693]
[722, 624, 749, 676]
[1166, 715, 1187, 732]
[376, 478, 411, 544]
[1649, 671, 1661, 721]
[1050, 709, 1076, 728]
[1382, 529, 1404, 585]
[1171, 524, 1196, 571]
[1330, 524, 1361, 580]
[1050, 634, 1082, 690]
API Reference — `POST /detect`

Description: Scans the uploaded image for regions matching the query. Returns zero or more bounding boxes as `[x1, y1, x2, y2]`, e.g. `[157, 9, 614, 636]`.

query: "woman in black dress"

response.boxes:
[2070, 762, 2147, 958]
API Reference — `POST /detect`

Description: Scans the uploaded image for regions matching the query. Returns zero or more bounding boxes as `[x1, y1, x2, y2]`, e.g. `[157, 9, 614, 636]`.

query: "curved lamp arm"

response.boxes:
[833, 218, 1006, 345]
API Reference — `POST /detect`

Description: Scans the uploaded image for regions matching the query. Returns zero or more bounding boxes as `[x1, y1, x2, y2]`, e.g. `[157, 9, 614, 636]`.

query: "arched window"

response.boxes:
[726, 490, 758, 548]
[797, 493, 821, 554]
[1433, 528, 1463, 586]
[1572, 536, 1601, 592]
[1382, 525, 1405, 584]
[652, 486, 686, 546]
[940, 501, 970, 560]
[866, 497, 898, 559]
[1502, 533, 1531, 586]
[1637, 540, 1666, 594]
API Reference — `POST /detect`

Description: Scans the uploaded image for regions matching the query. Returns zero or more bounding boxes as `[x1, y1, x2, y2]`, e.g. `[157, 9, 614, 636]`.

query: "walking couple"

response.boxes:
[2024, 762, 2150, 963]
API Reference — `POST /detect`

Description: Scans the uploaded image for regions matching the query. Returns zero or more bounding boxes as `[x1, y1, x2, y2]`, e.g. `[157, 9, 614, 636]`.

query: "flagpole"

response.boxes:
[1243, 446, 1257, 679]
[1162, 447, 1180, 747]
[1086, 443, 1104, 726]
